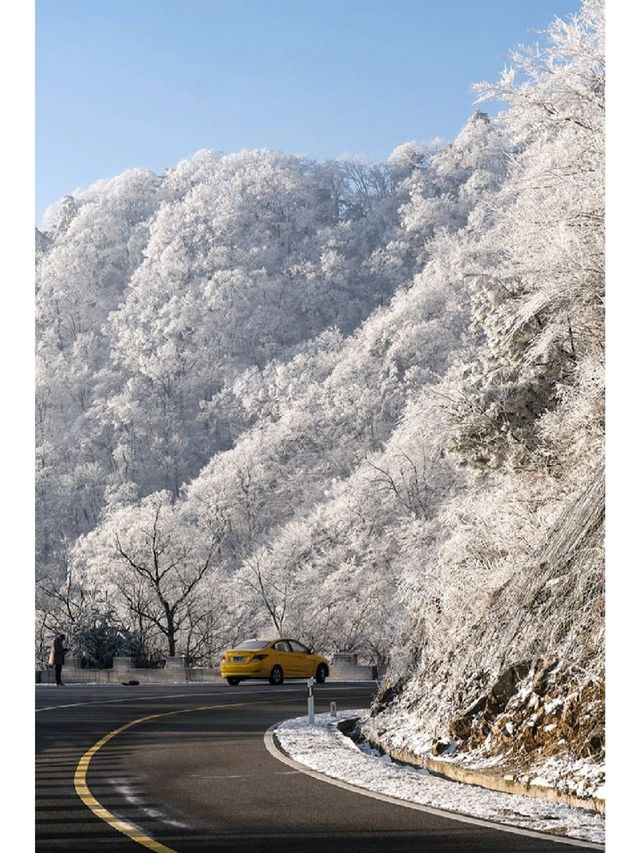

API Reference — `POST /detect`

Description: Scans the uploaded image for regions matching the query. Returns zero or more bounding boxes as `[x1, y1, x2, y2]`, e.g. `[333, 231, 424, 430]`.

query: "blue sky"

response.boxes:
[36, 0, 579, 224]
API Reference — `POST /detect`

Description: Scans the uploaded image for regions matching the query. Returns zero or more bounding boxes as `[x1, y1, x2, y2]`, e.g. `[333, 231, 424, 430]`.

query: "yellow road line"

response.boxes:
[73, 702, 247, 852]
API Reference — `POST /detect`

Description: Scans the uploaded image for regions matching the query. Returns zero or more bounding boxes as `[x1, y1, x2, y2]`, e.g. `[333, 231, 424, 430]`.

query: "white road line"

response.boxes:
[263, 724, 604, 851]
[35, 683, 374, 712]
[36, 688, 292, 712]
[114, 781, 190, 829]
[73, 701, 252, 852]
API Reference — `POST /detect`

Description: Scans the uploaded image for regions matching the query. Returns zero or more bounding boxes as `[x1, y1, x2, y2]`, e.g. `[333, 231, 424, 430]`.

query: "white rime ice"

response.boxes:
[36, 1, 604, 808]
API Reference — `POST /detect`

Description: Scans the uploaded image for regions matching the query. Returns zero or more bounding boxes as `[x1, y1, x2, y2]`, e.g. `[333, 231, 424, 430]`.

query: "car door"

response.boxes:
[287, 640, 313, 677]
[272, 640, 294, 676]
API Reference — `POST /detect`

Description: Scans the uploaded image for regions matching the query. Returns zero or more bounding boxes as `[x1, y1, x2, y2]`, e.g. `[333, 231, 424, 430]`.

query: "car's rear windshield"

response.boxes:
[236, 639, 270, 650]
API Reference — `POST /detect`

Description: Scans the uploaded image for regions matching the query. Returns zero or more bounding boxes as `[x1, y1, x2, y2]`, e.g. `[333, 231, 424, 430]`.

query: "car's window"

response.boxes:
[236, 639, 269, 650]
[288, 640, 310, 654]
[273, 640, 291, 652]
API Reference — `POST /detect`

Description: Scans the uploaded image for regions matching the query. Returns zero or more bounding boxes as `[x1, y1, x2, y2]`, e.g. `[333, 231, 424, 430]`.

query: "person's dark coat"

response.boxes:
[48, 636, 66, 667]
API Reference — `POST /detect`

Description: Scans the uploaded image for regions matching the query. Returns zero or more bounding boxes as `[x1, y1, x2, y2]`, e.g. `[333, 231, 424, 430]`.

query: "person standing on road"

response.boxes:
[48, 633, 68, 686]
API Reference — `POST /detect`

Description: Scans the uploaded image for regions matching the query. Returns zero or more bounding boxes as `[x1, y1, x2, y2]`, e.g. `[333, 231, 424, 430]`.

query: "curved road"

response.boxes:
[36, 682, 588, 852]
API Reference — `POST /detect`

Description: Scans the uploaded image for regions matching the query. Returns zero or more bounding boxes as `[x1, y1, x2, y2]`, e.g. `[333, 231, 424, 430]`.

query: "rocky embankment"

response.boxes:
[363, 470, 605, 810]
[363, 658, 604, 809]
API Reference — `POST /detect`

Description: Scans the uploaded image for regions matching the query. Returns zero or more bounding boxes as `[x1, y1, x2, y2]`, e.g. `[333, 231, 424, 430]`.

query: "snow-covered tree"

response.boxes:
[72, 492, 220, 657]
[36, 2, 604, 784]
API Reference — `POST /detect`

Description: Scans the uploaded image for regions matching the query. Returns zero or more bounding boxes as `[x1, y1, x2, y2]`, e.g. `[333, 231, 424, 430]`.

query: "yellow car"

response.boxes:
[220, 638, 329, 686]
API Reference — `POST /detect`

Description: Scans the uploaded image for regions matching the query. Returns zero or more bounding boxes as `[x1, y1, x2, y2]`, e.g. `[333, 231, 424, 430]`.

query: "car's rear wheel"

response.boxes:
[315, 664, 328, 684]
[269, 665, 284, 685]
[226, 677, 240, 686]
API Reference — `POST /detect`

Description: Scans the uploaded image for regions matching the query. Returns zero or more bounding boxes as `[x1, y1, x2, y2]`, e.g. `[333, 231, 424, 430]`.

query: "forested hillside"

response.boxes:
[36, 0, 603, 791]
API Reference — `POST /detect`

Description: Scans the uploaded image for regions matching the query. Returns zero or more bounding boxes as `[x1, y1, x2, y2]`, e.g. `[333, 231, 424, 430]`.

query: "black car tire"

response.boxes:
[269, 665, 284, 685]
[226, 677, 240, 686]
[316, 664, 328, 684]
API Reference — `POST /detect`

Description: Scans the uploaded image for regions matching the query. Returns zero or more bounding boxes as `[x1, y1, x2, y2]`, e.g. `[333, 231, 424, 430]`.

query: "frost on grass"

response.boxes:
[275, 712, 604, 845]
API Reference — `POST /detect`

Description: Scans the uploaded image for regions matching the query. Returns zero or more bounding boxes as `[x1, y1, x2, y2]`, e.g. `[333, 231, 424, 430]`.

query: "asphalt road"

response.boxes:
[36, 682, 586, 853]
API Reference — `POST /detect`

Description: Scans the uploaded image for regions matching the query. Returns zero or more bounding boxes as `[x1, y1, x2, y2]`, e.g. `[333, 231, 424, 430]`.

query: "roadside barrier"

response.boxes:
[36, 652, 385, 685]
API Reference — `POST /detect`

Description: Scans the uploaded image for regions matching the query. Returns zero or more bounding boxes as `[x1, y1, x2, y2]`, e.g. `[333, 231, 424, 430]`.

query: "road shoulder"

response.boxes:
[267, 711, 604, 848]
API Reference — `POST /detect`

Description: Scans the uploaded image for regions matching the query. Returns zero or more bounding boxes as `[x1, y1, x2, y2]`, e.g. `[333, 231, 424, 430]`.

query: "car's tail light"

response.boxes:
[250, 654, 268, 661]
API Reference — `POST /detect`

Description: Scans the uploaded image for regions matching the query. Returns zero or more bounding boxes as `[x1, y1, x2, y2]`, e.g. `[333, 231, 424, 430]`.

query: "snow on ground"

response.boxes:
[274, 711, 604, 846]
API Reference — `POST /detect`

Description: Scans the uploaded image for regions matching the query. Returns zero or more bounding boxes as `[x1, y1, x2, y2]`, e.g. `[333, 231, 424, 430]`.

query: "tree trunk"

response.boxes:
[163, 602, 176, 656]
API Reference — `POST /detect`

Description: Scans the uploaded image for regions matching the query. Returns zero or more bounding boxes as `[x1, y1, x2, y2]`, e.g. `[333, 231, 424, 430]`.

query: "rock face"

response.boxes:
[443, 658, 605, 774]
[448, 662, 530, 746]
[433, 738, 451, 756]
[487, 662, 531, 715]
[449, 695, 487, 740]
[532, 658, 560, 696]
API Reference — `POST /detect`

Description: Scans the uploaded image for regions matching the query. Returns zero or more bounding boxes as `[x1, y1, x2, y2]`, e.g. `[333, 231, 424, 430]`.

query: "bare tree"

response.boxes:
[240, 549, 290, 636]
[107, 493, 217, 657]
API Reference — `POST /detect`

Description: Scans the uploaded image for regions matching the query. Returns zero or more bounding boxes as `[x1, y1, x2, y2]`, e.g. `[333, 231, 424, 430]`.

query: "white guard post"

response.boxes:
[330, 701, 337, 719]
[307, 676, 316, 724]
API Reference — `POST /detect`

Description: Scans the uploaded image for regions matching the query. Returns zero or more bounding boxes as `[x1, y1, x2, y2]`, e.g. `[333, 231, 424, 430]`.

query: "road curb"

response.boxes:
[361, 728, 605, 816]
[265, 721, 604, 850]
